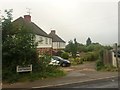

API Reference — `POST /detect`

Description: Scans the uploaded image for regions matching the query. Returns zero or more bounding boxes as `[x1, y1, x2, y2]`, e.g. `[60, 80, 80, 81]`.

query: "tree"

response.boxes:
[65, 38, 78, 58]
[2, 9, 13, 43]
[73, 38, 78, 57]
[86, 37, 92, 46]
[2, 9, 14, 69]
[2, 9, 38, 79]
[65, 40, 74, 52]
[77, 43, 87, 52]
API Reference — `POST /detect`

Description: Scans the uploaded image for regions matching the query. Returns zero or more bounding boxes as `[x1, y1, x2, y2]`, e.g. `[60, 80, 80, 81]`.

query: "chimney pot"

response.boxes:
[51, 30, 56, 34]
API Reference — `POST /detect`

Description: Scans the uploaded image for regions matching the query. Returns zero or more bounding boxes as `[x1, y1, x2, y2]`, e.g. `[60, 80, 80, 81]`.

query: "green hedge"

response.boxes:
[80, 51, 99, 61]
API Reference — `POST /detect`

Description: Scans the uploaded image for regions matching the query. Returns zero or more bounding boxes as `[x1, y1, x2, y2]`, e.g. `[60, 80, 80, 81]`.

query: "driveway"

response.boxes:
[59, 61, 96, 78]
[61, 61, 96, 72]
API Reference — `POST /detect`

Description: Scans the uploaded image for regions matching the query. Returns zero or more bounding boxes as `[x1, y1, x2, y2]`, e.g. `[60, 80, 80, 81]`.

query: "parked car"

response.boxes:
[49, 58, 60, 66]
[49, 56, 71, 67]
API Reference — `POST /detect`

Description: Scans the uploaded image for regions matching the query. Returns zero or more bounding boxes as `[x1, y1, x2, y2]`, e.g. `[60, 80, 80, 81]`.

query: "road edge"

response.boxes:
[32, 75, 118, 88]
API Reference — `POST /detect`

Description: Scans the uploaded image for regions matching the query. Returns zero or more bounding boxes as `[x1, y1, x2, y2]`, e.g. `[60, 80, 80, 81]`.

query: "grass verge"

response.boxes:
[3, 69, 66, 83]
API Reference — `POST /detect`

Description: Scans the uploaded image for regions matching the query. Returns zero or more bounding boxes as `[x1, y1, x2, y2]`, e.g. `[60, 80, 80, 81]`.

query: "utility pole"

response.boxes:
[115, 43, 119, 68]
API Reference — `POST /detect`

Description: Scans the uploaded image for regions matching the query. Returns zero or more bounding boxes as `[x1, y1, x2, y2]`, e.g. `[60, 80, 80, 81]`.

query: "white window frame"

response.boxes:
[45, 37, 48, 44]
[39, 36, 43, 44]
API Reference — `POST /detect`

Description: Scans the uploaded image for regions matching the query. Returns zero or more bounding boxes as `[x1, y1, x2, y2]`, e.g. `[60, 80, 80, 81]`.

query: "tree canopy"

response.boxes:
[2, 9, 38, 76]
[65, 38, 79, 58]
[86, 37, 92, 46]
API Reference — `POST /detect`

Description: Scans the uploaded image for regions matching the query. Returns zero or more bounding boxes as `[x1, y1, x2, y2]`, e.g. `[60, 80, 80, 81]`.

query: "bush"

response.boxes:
[53, 50, 63, 56]
[61, 52, 69, 59]
[75, 57, 83, 64]
[96, 48, 105, 71]
[80, 52, 99, 61]
[3, 55, 66, 83]
[2, 69, 19, 83]
[98, 65, 118, 72]
[69, 57, 83, 65]
[96, 59, 104, 71]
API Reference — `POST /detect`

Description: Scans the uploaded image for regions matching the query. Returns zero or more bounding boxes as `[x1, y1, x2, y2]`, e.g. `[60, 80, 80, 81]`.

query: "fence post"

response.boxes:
[115, 43, 119, 68]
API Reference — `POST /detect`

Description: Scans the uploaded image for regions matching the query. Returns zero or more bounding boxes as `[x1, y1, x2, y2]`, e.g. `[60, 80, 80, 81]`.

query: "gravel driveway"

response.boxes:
[61, 61, 96, 73]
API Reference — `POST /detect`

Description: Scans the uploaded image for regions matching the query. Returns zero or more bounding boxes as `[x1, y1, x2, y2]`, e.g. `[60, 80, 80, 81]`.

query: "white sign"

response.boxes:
[16, 64, 32, 72]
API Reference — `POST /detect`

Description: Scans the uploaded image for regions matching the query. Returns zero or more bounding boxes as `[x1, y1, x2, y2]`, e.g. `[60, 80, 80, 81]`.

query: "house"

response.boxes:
[12, 15, 52, 55]
[49, 30, 66, 51]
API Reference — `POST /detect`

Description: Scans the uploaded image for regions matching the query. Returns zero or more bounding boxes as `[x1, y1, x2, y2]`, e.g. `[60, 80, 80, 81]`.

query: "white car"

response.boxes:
[49, 58, 60, 66]
[49, 56, 71, 67]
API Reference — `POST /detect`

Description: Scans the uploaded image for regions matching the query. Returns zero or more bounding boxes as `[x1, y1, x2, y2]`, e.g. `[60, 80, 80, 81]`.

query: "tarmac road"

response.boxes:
[49, 77, 118, 88]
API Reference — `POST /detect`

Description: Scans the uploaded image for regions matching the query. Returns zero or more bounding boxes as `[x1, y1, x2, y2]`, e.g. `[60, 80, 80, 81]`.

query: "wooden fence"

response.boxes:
[103, 50, 112, 65]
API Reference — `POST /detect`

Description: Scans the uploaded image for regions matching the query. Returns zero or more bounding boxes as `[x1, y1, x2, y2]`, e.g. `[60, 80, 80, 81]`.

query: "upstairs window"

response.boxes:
[39, 37, 43, 44]
[49, 38, 52, 44]
[45, 37, 48, 44]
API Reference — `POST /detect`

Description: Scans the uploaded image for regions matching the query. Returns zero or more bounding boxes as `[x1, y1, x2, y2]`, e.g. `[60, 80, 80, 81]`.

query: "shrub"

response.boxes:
[61, 52, 69, 59]
[96, 48, 105, 71]
[69, 57, 83, 65]
[35, 55, 51, 72]
[80, 51, 99, 61]
[96, 59, 104, 71]
[2, 69, 19, 83]
[53, 50, 63, 56]
[103, 65, 118, 72]
[3, 55, 66, 83]
[75, 57, 83, 64]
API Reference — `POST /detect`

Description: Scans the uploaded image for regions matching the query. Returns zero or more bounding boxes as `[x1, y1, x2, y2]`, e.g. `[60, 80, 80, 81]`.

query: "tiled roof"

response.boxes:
[49, 32, 65, 43]
[12, 17, 51, 38]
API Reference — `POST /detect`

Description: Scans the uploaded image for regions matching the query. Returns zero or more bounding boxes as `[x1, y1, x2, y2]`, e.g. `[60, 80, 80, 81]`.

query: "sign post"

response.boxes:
[16, 64, 32, 73]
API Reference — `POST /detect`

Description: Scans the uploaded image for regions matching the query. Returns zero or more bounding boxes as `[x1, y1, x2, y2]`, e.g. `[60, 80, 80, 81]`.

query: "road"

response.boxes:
[49, 77, 118, 88]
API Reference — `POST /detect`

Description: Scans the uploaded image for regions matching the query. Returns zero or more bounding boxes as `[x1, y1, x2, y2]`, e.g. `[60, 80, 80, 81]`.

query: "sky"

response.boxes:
[0, 0, 119, 45]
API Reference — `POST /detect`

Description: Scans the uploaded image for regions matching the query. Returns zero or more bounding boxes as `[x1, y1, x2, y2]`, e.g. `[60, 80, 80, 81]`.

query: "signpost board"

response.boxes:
[16, 64, 32, 73]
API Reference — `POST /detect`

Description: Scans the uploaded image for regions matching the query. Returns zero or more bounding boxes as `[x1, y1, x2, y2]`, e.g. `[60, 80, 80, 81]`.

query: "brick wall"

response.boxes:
[37, 48, 52, 55]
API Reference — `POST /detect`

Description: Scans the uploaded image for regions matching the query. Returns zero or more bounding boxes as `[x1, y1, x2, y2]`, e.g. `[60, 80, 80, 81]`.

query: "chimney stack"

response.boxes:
[51, 30, 56, 34]
[24, 15, 31, 22]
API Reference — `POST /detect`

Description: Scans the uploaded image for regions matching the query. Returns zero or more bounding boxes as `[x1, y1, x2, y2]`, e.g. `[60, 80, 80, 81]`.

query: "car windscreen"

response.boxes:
[53, 56, 63, 60]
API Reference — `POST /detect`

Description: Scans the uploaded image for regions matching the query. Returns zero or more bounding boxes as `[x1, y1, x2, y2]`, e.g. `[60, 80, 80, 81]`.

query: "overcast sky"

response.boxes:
[0, 0, 119, 45]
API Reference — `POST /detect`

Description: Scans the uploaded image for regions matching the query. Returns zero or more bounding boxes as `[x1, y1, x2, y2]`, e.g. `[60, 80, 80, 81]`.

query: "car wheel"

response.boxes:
[62, 63, 66, 67]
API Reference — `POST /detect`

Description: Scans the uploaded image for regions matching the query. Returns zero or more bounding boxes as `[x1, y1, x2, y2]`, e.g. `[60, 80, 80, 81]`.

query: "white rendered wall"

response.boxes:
[53, 42, 65, 49]
[35, 35, 52, 48]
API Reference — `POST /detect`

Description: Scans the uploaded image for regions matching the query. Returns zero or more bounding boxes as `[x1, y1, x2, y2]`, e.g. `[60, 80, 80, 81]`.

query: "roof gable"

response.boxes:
[49, 32, 65, 43]
[12, 17, 51, 38]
